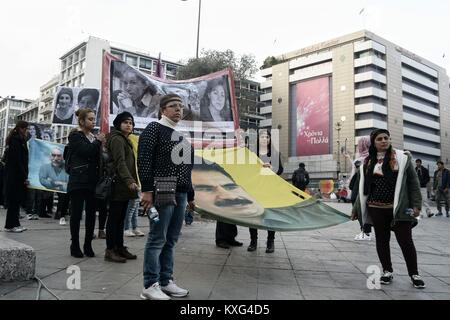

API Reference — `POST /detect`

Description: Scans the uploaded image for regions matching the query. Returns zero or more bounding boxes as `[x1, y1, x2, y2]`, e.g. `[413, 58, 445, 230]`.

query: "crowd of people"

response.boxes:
[2, 95, 450, 297]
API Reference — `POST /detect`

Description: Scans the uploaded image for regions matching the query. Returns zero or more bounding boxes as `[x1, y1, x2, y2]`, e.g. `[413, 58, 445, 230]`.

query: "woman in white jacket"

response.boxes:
[351, 128, 425, 289]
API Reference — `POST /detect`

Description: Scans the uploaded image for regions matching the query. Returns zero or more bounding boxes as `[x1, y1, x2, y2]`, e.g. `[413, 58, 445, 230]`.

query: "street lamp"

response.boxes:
[182, 0, 202, 59]
[335, 116, 346, 179]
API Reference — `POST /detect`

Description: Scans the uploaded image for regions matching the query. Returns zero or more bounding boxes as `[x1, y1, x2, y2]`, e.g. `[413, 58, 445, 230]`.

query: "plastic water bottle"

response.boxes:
[149, 207, 159, 223]
[406, 208, 420, 220]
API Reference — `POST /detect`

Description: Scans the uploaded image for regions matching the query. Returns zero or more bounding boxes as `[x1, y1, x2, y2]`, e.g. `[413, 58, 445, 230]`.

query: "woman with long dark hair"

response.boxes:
[351, 128, 425, 289]
[3, 120, 29, 232]
[67, 108, 105, 257]
[200, 77, 232, 122]
[247, 129, 283, 253]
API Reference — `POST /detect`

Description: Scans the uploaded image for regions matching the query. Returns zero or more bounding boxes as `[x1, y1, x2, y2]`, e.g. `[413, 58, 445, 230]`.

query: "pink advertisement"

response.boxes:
[296, 77, 330, 156]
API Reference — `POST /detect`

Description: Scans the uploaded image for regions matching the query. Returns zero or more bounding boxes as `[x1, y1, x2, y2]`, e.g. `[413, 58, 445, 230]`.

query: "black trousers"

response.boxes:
[41, 192, 54, 215]
[56, 193, 70, 217]
[4, 199, 21, 229]
[215, 221, 237, 243]
[97, 199, 108, 231]
[352, 198, 372, 234]
[70, 189, 96, 245]
[368, 207, 418, 276]
[249, 228, 275, 241]
[106, 200, 128, 249]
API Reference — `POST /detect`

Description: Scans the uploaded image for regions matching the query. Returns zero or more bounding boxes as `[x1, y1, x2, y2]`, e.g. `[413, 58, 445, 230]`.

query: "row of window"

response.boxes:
[61, 75, 85, 88]
[62, 60, 86, 80]
[61, 47, 87, 70]
[111, 50, 179, 77]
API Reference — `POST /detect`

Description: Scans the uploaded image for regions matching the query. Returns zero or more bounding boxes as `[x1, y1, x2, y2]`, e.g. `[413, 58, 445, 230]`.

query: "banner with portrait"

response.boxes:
[192, 147, 349, 231]
[28, 139, 68, 193]
[52, 86, 100, 126]
[101, 52, 239, 138]
[27, 122, 54, 141]
[295, 76, 331, 156]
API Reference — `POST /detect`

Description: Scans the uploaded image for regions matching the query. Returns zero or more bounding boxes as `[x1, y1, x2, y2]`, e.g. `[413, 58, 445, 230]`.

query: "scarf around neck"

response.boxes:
[158, 115, 177, 130]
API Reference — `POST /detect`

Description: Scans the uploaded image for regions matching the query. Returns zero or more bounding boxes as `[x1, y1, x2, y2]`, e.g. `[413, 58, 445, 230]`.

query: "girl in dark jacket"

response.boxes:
[67, 108, 105, 257]
[3, 120, 29, 232]
[104, 112, 139, 263]
[247, 129, 283, 253]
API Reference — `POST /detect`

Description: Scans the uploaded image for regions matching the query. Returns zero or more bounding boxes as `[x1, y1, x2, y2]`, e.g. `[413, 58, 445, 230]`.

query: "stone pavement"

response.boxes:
[1, 202, 450, 300]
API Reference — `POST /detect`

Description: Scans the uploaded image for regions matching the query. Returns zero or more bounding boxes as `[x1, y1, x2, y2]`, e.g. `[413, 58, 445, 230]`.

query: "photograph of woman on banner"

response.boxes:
[113, 64, 159, 118]
[27, 123, 42, 140]
[72, 88, 100, 125]
[53, 87, 75, 124]
[200, 77, 232, 122]
[42, 129, 54, 141]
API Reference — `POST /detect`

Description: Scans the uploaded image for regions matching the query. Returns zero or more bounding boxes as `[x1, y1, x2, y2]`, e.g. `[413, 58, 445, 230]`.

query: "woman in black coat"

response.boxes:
[3, 120, 29, 232]
[67, 108, 105, 258]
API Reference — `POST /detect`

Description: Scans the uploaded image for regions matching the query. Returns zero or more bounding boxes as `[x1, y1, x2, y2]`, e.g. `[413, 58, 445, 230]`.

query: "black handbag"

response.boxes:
[154, 177, 177, 207]
[95, 174, 114, 200]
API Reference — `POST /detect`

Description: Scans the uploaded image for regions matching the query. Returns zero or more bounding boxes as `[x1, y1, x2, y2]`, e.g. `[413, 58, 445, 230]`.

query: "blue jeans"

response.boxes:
[143, 192, 187, 288]
[124, 198, 139, 230]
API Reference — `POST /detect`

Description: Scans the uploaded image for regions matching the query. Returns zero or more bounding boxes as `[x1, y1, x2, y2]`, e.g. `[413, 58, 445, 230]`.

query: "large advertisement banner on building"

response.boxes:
[28, 139, 68, 193]
[295, 77, 330, 156]
[101, 52, 239, 139]
[52, 87, 100, 126]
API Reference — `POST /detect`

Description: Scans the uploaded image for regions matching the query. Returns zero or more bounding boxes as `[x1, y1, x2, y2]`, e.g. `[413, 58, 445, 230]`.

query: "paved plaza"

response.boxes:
[1, 202, 450, 300]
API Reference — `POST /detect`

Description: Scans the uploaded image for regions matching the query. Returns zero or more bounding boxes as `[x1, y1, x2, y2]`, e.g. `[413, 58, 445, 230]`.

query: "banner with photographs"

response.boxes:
[27, 122, 54, 141]
[28, 139, 68, 193]
[192, 147, 349, 231]
[52, 87, 100, 126]
[101, 53, 238, 136]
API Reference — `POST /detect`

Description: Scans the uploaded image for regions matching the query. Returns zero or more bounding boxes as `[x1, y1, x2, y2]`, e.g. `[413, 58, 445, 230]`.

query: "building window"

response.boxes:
[67, 67, 72, 78]
[61, 60, 66, 70]
[111, 50, 123, 60]
[74, 52, 79, 62]
[67, 56, 72, 66]
[80, 47, 86, 59]
[74, 63, 80, 75]
[126, 55, 138, 67]
[166, 64, 177, 77]
[139, 58, 153, 70]
[80, 60, 86, 70]
[80, 75, 85, 86]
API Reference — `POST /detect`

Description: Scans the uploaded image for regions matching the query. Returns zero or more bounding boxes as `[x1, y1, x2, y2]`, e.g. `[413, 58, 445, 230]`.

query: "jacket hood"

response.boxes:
[106, 128, 130, 149]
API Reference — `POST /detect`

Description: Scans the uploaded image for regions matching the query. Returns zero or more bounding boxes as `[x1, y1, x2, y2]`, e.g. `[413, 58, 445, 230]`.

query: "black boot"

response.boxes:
[266, 240, 274, 253]
[83, 242, 95, 257]
[70, 242, 84, 258]
[247, 239, 257, 252]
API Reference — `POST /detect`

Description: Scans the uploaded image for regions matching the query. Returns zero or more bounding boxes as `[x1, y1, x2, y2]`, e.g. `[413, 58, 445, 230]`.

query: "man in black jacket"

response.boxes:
[415, 159, 433, 218]
[292, 163, 310, 191]
[433, 161, 450, 217]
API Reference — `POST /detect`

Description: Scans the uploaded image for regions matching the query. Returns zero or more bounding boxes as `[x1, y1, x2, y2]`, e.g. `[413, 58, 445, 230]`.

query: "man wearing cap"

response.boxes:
[138, 94, 195, 300]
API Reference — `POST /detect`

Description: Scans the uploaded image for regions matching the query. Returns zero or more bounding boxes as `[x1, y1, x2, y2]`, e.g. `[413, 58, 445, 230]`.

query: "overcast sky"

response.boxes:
[1, 0, 449, 99]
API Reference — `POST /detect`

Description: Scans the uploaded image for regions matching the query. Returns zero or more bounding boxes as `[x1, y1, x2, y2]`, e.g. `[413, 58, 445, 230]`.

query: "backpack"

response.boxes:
[63, 144, 72, 174]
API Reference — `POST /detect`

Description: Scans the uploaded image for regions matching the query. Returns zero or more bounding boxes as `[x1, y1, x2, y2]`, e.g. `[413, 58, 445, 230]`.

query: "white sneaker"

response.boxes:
[161, 280, 189, 298]
[140, 282, 171, 300]
[133, 229, 145, 237]
[5, 226, 26, 233]
[354, 232, 371, 241]
[124, 229, 136, 237]
[59, 217, 67, 225]
[27, 214, 33, 220]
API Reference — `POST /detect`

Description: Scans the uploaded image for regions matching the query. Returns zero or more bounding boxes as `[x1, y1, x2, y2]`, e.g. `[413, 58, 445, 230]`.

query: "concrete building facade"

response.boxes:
[0, 97, 32, 155]
[259, 30, 450, 182]
[55, 36, 183, 144]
